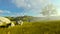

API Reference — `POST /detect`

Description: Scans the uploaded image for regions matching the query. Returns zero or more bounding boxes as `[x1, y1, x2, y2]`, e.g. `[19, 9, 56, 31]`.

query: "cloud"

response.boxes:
[0, 10, 11, 14]
[12, 0, 57, 17]
[11, 12, 27, 17]
[12, 0, 49, 11]
[0, 10, 4, 13]
[4, 10, 11, 14]
[12, 0, 48, 9]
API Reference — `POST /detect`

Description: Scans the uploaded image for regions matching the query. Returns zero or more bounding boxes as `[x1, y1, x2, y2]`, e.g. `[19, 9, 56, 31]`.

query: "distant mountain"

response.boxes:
[5, 16, 60, 22]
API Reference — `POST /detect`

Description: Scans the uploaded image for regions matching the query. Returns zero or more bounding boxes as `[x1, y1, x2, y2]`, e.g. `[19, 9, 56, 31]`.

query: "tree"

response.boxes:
[41, 4, 57, 20]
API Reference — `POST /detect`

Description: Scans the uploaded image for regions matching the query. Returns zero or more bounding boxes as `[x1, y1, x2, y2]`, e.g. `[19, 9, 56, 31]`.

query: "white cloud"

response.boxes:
[12, 12, 27, 17]
[12, 0, 58, 17]
[4, 10, 11, 14]
[12, 0, 49, 9]
[0, 10, 11, 14]
[12, 0, 49, 12]
[0, 10, 4, 13]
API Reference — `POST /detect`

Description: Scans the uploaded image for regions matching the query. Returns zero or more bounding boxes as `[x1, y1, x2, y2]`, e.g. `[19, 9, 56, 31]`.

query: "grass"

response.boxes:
[0, 20, 60, 34]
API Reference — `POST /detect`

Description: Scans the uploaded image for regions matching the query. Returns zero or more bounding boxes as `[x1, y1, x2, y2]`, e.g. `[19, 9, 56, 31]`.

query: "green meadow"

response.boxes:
[0, 20, 60, 34]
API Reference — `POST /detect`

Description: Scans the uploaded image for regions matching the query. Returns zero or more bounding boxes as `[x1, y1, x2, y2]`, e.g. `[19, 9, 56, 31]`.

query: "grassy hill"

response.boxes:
[0, 20, 60, 34]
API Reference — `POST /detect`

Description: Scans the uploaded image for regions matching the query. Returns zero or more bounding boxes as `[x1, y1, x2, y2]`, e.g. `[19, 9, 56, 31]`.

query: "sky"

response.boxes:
[0, 0, 60, 17]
